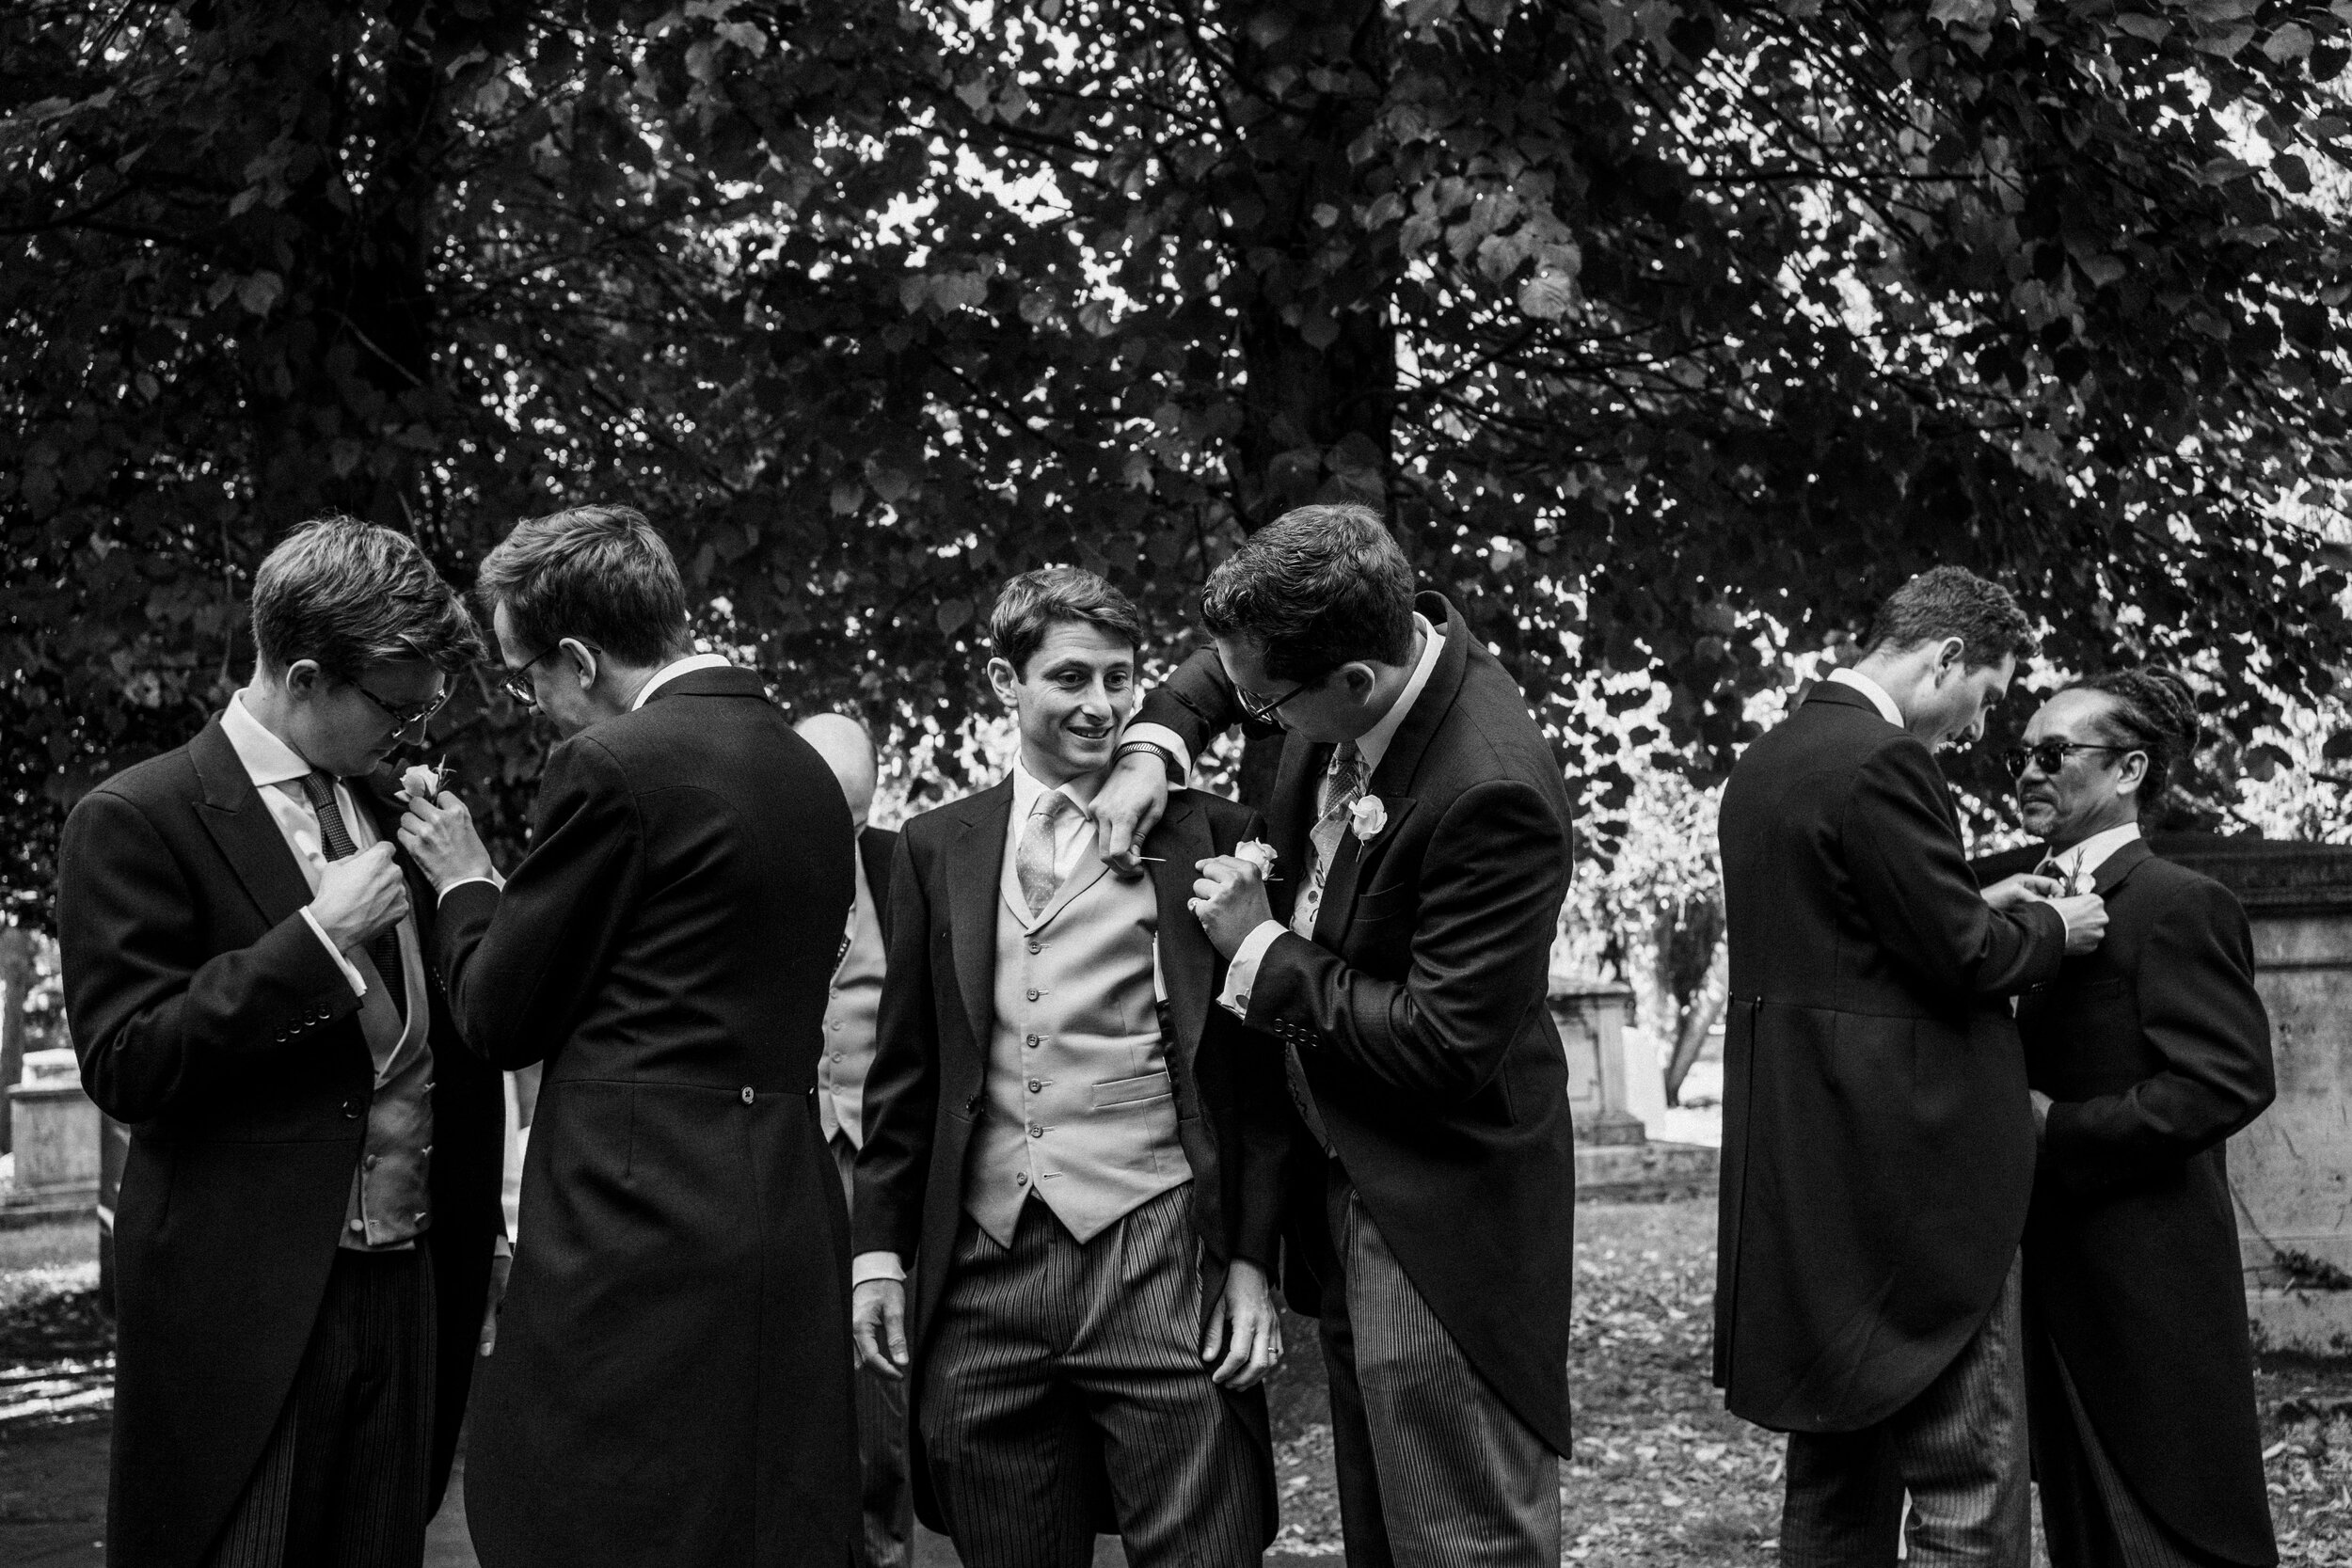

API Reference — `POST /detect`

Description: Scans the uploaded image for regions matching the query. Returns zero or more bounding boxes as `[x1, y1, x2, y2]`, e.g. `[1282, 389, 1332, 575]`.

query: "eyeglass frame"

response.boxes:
[503, 640, 603, 707]
[1221, 657, 1326, 729]
[348, 675, 453, 735]
[2000, 739, 2137, 779]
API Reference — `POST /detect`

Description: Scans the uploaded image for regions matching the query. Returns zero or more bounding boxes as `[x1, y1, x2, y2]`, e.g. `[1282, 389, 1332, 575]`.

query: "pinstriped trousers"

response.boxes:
[918, 1185, 1267, 1568]
[1319, 1169, 1562, 1568]
[2030, 1333, 2235, 1568]
[201, 1248, 437, 1568]
[1781, 1254, 2030, 1567]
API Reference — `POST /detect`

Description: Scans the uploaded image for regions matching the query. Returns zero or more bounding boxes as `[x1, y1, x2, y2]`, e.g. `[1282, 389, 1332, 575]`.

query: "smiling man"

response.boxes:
[56, 516, 505, 1568]
[850, 566, 1287, 1568]
[1996, 671, 2277, 1568]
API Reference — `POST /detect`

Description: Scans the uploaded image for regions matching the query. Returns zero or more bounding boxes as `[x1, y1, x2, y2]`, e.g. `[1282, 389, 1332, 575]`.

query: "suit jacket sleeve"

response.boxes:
[434, 736, 642, 1070]
[1246, 777, 1567, 1104]
[59, 789, 364, 1123]
[1136, 646, 1245, 759]
[2042, 879, 2275, 1191]
[852, 831, 939, 1263]
[1221, 809, 1288, 1269]
[1843, 740, 2066, 997]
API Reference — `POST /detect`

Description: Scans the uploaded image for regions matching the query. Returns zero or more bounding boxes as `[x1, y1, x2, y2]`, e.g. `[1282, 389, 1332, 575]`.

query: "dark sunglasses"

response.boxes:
[503, 641, 602, 707]
[2000, 739, 2134, 779]
[350, 679, 452, 734]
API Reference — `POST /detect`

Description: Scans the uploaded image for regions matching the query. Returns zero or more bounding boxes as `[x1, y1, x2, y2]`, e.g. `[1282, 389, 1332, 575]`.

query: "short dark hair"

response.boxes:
[1199, 504, 1415, 682]
[1862, 565, 2039, 669]
[988, 567, 1146, 676]
[476, 505, 690, 668]
[251, 515, 484, 678]
[2070, 666, 2202, 819]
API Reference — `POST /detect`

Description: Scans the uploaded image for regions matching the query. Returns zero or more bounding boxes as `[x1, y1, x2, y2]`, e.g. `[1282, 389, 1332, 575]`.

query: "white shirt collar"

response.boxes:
[1010, 755, 1101, 819]
[1355, 612, 1445, 776]
[2047, 820, 2142, 880]
[1827, 667, 1905, 729]
[221, 689, 320, 788]
[630, 652, 734, 711]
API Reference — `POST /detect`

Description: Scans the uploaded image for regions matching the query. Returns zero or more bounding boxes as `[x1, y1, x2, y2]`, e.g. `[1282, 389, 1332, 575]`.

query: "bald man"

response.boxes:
[794, 713, 912, 1568]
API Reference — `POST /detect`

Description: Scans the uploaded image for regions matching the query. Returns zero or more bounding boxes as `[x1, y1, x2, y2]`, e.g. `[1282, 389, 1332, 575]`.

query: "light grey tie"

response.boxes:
[1017, 792, 1077, 916]
[1303, 745, 1368, 914]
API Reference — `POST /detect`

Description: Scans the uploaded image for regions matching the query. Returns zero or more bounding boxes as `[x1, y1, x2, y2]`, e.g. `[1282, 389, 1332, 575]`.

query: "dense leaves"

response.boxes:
[6, 0, 2351, 925]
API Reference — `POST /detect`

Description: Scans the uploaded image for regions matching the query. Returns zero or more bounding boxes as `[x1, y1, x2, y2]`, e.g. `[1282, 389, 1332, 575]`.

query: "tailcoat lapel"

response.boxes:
[189, 721, 315, 930]
[945, 782, 1014, 1051]
[1142, 794, 1216, 1072]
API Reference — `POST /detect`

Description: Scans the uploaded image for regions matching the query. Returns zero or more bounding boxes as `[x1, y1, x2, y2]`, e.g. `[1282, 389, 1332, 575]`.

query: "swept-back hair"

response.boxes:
[988, 566, 1146, 676]
[250, 515, 484, 677]
[1862, 565, 2039, 669]
[1199, 503, 1415, 682]
[476, 504, 690, 668]
[2069, 666, 2202, 818]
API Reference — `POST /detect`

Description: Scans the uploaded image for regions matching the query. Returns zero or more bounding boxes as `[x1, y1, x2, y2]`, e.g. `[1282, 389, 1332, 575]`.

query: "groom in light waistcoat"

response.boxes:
[850, 566, 1289, 1568]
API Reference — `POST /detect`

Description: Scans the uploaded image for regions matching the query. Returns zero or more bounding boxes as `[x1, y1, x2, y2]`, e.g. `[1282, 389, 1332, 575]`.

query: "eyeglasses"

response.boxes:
[503, 641, 600, 707]
[2000, 739, 2135, 779]
[350, 679, 452, 735]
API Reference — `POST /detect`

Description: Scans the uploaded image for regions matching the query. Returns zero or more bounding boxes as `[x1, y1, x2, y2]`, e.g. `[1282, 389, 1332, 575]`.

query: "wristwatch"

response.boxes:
[1114, 738, 1183, 782]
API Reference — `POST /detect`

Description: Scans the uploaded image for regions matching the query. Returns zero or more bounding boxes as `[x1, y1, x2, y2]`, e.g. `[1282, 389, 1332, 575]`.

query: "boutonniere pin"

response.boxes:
[1234, 839, 1279, 879]
[1348, 796, 1388, 843]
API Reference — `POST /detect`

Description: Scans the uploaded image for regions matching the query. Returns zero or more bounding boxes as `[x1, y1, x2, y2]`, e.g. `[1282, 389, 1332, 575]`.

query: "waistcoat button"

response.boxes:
[1028, 1126, 1042, 1139]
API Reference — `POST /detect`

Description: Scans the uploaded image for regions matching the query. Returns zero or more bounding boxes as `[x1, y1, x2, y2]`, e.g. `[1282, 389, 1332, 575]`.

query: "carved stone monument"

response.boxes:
[1552, 978, 1719, 1197]
[4, 1046, 100, 1226]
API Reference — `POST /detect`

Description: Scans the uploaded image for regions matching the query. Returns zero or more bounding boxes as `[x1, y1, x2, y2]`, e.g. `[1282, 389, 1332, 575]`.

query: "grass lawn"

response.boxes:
[10, 1199, 2352, 1563]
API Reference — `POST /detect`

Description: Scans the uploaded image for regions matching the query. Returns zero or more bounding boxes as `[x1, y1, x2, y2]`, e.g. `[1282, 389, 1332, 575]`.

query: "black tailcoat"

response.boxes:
[1132, 592, 1580, 1456]
[56, 721, 503, 1568]
[1979, 838, 2277, 1564]
[432, 667, 858, 1568]
[1714, 682, 2067, 1433]
[851, 782, 1288, 1544]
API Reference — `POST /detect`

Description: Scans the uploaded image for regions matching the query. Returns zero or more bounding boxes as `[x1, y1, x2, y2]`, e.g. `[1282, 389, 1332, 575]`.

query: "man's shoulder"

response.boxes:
[72, 739, 202, 820]
[901, 784, 1008, 845]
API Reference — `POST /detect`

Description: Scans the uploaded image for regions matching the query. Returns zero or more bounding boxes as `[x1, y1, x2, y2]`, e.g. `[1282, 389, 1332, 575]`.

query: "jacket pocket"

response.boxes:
[1092, 1070, 1175, 1109]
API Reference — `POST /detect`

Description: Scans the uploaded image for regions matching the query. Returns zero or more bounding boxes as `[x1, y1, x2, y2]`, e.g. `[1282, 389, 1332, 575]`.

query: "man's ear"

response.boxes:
[1339, 662, 1377, 703]
[561, 639, 599, 690]
[986, 656, 1021, 707]
[2115, 749, 2150, 797]
[282, 659, 325, 697]
[1931, 637, 1968, 684]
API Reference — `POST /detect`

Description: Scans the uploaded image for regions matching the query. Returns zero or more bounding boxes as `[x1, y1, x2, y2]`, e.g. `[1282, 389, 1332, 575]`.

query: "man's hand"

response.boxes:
[1202, 1258, 1281, 1390]
[479, 1248, 513, 1357]
[1982, 872, 2063, 913]
[309, 843, 409, 951]
[1091, 749, 1171, 877]
[1191, 855, 1273, 959]
[395, 788, 496, 894]
[851, 1278, 910, 1380]
[2053, 893, 2107, 955]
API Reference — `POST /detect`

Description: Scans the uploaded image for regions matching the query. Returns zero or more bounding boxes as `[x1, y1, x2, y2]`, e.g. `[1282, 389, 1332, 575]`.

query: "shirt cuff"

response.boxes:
[1217, 920, 1288, 1019]
[299, 907, 370, 999]
[1120, 722, 1192, 781]
[851, 1251, 906, 1286]
[437, 872, 504, 904]
[493, 1234, 513, 1259]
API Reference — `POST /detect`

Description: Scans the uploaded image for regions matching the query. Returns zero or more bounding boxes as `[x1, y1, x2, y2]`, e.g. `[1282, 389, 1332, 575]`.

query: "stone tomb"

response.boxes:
[1551, 978, 1720, 1198]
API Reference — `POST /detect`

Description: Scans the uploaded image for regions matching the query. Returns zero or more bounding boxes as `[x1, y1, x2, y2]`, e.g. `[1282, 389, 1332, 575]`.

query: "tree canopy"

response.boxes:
[6, 0, 2350, 926]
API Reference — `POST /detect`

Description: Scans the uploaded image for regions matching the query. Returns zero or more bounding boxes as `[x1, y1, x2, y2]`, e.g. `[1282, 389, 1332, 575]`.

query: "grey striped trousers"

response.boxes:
[1318, 1169, 1562, 1568]
[918, 1185, 1267, 1568]
[202, 1248, 437, 1568]
[2030, 1336, 2237, 1568]
[1781, 1253, 2030, 1567]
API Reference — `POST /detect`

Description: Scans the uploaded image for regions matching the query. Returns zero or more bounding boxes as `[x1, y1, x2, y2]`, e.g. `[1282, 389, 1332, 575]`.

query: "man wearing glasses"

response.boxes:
[56, 516, 509, 1568]
[393, 504, 859, 1568]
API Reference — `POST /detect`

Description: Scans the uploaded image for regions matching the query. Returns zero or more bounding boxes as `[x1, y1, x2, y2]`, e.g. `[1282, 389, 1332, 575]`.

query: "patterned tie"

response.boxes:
[296, 772, 406, 1022]
[1016, 791, 1077, 917]
[1301, 745, 1368, 922]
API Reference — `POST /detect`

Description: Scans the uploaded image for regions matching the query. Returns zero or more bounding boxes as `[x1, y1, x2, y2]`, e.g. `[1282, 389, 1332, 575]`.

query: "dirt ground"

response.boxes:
[12, 1201, 2352, 1564]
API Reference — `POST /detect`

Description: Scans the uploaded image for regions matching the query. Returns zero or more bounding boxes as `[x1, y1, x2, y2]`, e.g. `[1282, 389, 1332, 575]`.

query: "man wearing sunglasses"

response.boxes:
[1979, 671, 2276, 1568]
[56, 516, 508, 1568]
[1715, 566, 2108, 1565]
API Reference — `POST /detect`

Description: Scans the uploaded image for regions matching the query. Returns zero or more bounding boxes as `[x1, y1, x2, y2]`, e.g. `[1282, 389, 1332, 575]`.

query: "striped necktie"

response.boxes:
[296, 772, 406, 1022]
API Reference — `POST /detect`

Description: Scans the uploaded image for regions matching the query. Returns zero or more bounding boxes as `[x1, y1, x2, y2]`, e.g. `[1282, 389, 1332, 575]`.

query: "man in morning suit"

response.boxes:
[394, 505, 857, 1568]
[56, 517, 506, 1568]
[1093, 504, 1580, 1567]
[1715, 566, 2108, 1564]
[850, 567, 1286, 1568]
[795, 711, 915, 1568]
[1990, 670, 2276, 1566]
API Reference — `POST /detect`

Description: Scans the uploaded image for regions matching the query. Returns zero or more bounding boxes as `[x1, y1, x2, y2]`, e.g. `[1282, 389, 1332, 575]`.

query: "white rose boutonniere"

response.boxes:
[398, 762, 446, 802]
[1233, 839, 1278, 878]
[1348, 795, 1388, 843]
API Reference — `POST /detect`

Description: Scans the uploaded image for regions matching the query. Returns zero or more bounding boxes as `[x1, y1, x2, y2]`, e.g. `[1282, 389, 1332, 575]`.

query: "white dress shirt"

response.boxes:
[1827, 666, 1905, 727]
[220, 692, 383, 999]
[630, 651, 733, 710]
[1217, 614, 1445, 1017]
[2038, 821, 2142, 894]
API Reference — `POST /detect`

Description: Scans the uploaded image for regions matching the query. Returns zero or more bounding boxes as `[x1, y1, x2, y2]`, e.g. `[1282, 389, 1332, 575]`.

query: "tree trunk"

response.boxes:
[1663, 941, 1727, 1107]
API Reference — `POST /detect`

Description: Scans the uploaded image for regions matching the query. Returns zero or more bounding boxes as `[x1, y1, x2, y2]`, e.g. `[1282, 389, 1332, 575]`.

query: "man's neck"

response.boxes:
[237, 683, 313, 767]
[1018, 748, 1104, 798]
[2047, 812, 2137, 855]
[1348, 624, 1429, 741]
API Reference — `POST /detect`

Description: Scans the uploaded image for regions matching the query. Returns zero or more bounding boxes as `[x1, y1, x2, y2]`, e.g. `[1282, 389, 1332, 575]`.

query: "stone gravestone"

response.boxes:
[5, 1045, 101, 1225]
[1551, 977, 1719, 1197]
[2154, 836, 2352, 1354]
